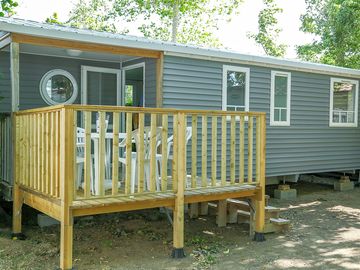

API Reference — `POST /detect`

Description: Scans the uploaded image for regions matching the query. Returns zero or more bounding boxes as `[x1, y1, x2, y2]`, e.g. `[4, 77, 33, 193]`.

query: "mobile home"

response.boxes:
[0, 18, 359, 269]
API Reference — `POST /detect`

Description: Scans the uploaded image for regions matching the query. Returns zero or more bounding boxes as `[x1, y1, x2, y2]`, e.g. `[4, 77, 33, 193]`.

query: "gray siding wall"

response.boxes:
[0, 52, 11, 112]
[163, 55, 360, 177]
[0, 52, 120, 111]
[123, 58, 157, 108]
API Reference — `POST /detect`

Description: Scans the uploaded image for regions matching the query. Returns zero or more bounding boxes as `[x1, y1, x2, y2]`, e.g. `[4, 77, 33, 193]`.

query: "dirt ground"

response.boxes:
[1, 181, 360, 270]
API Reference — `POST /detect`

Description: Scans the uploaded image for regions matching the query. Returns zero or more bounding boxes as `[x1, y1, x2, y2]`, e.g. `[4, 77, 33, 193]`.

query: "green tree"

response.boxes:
[113, 0, 243, 47]
[0, 0, 17, 17]
[45, 12, 63, 25]
[297, 0, 360, 68]
[67, 0, 123, 33]
[63, 0, 242, 47]
[248, 0, 287, 57]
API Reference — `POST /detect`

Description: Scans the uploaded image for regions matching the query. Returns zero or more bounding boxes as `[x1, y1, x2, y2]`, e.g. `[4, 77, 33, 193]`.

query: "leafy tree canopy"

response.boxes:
[297, 0, 360, 68]
[0, 0, 18, 17]
[248, 0, 287, 57]
[67, 0, 123, 33]
[64, 0, 242, 48]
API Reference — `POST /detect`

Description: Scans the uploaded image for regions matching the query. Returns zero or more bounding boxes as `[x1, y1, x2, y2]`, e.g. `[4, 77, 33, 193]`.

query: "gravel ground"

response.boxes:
[0, 181, 360, 270]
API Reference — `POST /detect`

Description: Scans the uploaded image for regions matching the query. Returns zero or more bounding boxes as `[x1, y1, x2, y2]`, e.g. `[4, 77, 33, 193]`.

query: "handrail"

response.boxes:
[15, 104, 266, 117]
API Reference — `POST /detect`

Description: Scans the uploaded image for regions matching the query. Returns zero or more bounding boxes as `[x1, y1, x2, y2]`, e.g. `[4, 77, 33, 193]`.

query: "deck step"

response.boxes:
[270, 217, 290, 225]
[266, 205, 280, 212]
[263, 218, 291, 233]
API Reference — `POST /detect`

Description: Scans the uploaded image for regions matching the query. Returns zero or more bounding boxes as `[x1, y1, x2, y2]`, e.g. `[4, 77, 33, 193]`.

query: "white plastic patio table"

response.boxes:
[91, 132, 126, 195]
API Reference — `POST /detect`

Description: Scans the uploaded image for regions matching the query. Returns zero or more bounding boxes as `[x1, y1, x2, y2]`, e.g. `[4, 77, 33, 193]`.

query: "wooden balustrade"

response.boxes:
[14, 105, 266, 203]
[13, 104, 266, 270]
[14, 106, 61, 198]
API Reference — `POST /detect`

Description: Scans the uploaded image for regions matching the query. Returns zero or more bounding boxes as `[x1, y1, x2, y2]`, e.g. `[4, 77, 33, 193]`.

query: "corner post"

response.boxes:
[11, 42, 24, 239]
[156, 52, 164, 109]
[172, 112, 185, 258]
[59, 107, 75, 270]
[254, 114, 266, 242]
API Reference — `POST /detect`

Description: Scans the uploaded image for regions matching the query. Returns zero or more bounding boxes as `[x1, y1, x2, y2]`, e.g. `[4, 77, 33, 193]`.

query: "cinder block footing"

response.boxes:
[334, 181, 354, 191]
[37, 214, 60, 228]
[274, 189, 297, 200]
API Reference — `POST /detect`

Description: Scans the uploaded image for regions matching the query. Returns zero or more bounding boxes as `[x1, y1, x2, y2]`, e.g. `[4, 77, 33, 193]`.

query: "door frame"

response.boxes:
[122, 62, 146, 107]
[81, 65, 122, 105]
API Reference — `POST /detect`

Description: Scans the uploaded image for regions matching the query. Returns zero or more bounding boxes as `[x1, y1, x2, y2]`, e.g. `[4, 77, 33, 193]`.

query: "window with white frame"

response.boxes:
[40, 69, 78, 105]
[270, 71, 291, 126]
[222, 65, 250, 112]
[330, 78, 359, 127]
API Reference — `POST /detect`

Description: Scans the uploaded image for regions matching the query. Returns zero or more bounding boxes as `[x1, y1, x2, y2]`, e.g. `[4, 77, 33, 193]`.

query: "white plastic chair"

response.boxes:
[119, 127, 162, 192]
[167, 127, 192, 160]
[76, 127, 93, 190]
[95, 113, 111, 179]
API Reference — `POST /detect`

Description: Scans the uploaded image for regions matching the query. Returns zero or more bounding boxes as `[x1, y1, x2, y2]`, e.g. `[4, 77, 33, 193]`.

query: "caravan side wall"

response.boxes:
[162, 55, 360, 177]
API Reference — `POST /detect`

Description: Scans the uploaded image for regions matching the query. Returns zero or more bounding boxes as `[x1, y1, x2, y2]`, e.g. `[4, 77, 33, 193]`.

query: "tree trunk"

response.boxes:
[171, 0, 179, 42]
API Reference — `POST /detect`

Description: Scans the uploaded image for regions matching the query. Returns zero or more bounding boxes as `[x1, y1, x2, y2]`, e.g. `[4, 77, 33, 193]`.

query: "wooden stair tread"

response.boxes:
[265, 206, 280, 212]
[184, 184, 256, 196]
[237, 209, 251, 216]
[270, 217, 290, 225]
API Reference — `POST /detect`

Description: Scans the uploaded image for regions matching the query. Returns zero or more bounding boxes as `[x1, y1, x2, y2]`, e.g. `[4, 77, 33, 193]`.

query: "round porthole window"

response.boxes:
[39, 69, 78, 105]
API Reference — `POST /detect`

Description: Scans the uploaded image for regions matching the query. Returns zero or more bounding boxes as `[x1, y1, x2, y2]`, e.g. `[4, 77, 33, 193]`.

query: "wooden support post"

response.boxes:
[12, 183, 23, 238]
[156, 52, 164, 108]
[59, 107, 75, 269]
[10, 42, 19, 112]
[217, 200, 227, 227]
[11, 42, 24, 240]
[189, 203, 199, 219]
[228, 203, 238, 224]
[249, 198, 255, 237]
[12, 118, 23, 237]
[172, 112, 185, 259]
[199, 202, 209, 215]
[254, 115, 266, 242]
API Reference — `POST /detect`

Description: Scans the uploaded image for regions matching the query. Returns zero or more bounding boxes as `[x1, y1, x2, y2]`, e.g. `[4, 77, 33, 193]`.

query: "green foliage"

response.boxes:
[249, 0, 287, 57]
[0, 0, 18, 17]
[45, 12, 63, 25]
[297, 0, 360, 68]
[48, 0, 243, 47]
[67, 0, 126, 33]
[112, 0, 243, 47]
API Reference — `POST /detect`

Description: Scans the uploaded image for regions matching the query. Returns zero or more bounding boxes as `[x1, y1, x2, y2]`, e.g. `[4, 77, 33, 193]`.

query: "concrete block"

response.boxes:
[274, 189, 297, 200]
[334, 181, 354, 191]
[37, 214, 59, 228]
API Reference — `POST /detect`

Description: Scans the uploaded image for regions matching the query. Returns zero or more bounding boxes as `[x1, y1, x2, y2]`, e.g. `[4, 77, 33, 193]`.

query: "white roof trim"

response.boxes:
[1, 17, 359, 78]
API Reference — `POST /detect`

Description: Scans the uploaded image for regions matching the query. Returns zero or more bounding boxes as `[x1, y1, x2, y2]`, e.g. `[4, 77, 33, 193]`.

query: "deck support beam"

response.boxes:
[172, 112, 185, 258]
[59, 108, 75, 269]
[11, 41, 23, 238]
[156, 52, 164, 108]
[10, 42, 19, 112]
[12, 186, 23, 237]
[60, 209, 74, 270]
[217, 200, 227, 227]
[253, 115, 266, 241]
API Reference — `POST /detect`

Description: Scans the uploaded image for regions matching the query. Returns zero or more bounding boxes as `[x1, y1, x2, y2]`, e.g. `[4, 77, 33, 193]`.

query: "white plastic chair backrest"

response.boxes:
[166, 126, 192, 157]
[76, 127, 85, 157]
[119, 127, 162, 158]
[133, 127, 162, 159]
[96, 113, 110, 133]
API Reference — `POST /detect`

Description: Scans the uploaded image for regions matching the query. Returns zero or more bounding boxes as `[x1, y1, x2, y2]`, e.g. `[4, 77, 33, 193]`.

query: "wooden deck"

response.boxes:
[12, 105, 266, 270]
